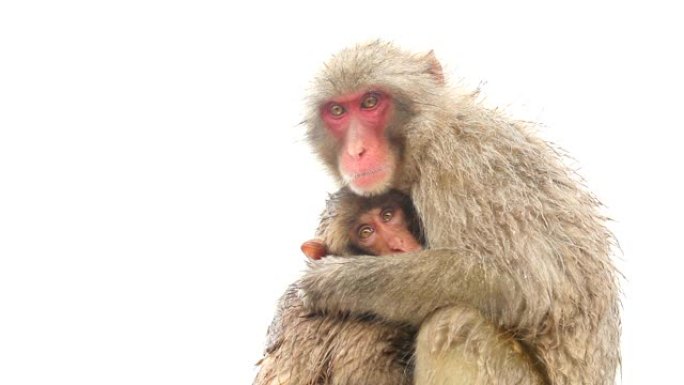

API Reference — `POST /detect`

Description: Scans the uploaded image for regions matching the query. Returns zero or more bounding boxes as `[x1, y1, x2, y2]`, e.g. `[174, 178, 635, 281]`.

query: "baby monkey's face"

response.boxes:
[350, 203, 423, 256]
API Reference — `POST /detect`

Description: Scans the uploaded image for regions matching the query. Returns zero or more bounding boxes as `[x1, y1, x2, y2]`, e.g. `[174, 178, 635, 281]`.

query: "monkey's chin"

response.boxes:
[343, 167, 393, 197]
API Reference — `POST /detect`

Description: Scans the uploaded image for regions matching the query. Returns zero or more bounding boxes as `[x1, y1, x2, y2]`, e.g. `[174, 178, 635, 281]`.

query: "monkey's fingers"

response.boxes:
[301, 240, 328, 260]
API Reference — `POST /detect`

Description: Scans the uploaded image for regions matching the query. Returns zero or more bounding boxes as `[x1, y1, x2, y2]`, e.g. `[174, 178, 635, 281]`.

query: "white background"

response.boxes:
[1, 1, 681, 384]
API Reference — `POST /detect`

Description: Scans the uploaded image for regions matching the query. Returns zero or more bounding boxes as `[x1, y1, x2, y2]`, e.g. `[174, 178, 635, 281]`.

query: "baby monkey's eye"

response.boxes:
[358, 225, 374, 239]
[381, 208, 394, 222]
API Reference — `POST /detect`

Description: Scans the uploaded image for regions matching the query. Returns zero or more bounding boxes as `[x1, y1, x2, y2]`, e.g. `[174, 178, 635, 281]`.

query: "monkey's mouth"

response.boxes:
[344, 166, 391, 194]
[351, 166, 387, 179]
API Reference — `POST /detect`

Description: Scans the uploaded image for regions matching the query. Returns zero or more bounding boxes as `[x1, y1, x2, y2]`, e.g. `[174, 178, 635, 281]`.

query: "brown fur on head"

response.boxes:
[316, 188, 423, 256]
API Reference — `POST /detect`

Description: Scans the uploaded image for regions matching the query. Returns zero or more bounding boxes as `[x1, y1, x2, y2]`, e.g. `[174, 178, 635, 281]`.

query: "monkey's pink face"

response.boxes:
[321, 90, 396, 196]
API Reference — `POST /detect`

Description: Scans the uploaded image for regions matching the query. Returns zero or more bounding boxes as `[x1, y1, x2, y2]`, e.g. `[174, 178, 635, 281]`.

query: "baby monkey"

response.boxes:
[301, 189, 424, 260]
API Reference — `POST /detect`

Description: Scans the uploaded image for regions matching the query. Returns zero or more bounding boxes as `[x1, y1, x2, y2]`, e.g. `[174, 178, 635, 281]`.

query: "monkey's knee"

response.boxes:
[415, 306, 544, 385]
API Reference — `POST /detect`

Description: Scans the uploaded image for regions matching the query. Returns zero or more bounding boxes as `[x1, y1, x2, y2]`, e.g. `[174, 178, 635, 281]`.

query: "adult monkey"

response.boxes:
[256, 41, 621, 385]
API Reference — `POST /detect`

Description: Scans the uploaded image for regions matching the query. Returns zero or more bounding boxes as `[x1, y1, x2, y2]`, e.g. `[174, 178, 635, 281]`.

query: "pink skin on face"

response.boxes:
[321, 90, 395, 194]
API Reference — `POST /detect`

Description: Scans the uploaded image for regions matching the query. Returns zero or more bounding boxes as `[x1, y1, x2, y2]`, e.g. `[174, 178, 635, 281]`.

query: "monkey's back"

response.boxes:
[410, 96, 621, 384]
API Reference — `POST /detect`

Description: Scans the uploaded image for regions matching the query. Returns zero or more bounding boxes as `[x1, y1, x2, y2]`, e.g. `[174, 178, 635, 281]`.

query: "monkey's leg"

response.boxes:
[254, 307, 414, 385]
[253, 289, 330, 385]
[415, 306, 545, 385]
[325, 318, 414, 385]
[254, 316, 413, 385]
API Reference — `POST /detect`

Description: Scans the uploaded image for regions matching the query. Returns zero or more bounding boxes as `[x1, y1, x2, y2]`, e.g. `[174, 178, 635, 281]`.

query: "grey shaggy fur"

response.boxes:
[255, 41, 620, 385]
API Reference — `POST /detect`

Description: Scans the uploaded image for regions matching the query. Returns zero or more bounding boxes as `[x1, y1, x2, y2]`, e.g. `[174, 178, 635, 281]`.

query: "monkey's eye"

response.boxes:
[381, 208, 394, 222]
[361, 93, 379, 109]
[358, 225, 374, 239]
[329, 104, 345, 117]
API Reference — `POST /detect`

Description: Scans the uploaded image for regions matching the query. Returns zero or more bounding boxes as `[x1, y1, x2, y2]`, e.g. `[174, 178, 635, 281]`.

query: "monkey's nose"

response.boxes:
[347, 142, 367, 158]
[389, 234, 421, 253]
[346, 121, 368, 158]
[388, 237, 406, 252]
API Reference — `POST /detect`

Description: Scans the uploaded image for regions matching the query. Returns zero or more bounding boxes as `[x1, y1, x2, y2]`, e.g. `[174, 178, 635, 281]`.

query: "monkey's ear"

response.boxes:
[424, 50, 445, 85]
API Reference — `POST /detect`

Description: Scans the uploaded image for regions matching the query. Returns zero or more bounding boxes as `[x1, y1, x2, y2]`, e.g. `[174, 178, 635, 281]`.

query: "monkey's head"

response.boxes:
[306, 41, 447, 196]
[316, 188, 424, 256]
